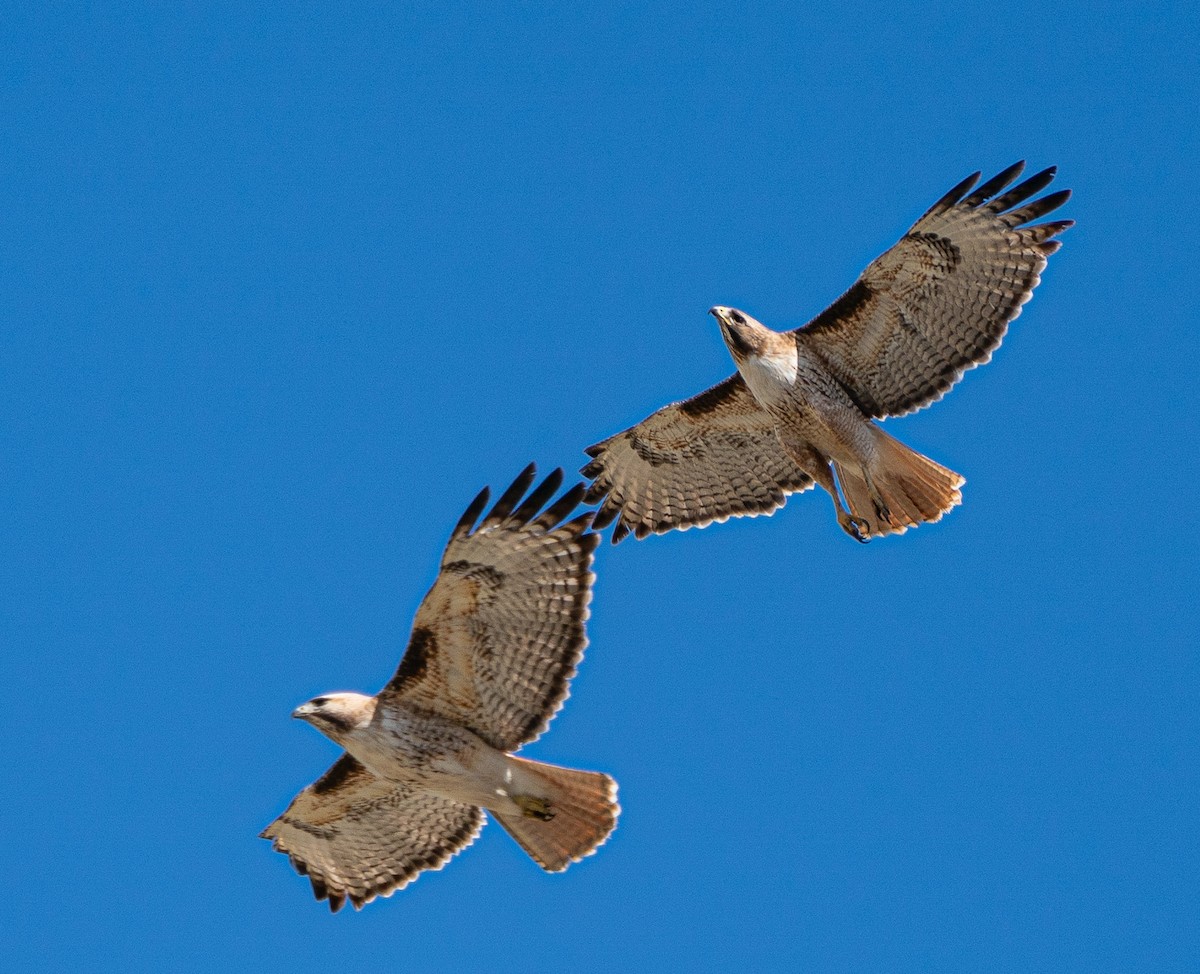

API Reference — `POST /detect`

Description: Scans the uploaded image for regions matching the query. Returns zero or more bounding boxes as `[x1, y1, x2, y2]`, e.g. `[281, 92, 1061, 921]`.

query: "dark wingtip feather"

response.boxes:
[310, 875, 345, 913]
[510, 468, 565, 525]
[580, 458, 604, 480]
[611, 518, 630, 544]
[929, 170, 981, 213]
[535, 481, 587, 530]
[963, 160, 1025, 207]
[1038, 187, 1071, 211]
[590, 495, 620, 530]
[1008, 188, 1072, 225]
[571, 512, 602, 548]
[483, 463, 538, 526]
[454, 486, 491, 538]
[583, 442, 603, 458]
[988, 165, 1057, 213]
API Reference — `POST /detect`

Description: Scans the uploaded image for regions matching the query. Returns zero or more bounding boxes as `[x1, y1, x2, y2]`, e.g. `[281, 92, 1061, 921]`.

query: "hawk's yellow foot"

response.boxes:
[515, 795, 556, 821]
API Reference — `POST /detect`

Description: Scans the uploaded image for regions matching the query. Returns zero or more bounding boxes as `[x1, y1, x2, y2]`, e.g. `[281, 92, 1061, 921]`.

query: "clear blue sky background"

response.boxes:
[3, 2, 1197, 971]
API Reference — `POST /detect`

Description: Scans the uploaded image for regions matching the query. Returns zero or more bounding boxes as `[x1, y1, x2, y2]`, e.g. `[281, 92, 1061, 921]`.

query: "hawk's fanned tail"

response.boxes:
[833, 427, 964, 539]
[491, 756, 619, 872]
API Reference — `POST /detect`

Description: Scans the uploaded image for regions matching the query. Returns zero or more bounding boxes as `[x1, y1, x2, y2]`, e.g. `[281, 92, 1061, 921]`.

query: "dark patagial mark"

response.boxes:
[679, 375, 743, 419]
[311, 753, 367, 795]
[801, 279, 875, 335]
[391, 626, 436, 692]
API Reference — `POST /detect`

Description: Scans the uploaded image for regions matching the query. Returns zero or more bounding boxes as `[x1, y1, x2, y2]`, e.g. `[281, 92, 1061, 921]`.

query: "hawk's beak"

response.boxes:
[710, 307, 731, 337]
[292, 703, 313, 720]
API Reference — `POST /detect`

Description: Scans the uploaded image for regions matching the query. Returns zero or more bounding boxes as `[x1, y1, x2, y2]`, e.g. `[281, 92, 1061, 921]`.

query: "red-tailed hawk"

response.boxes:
[261, 466, 618, 911]
[583, 162, 1072, 542]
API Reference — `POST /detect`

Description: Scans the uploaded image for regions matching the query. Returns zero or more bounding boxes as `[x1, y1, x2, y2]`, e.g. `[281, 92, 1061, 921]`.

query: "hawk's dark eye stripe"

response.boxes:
[724, 325, 753, 356]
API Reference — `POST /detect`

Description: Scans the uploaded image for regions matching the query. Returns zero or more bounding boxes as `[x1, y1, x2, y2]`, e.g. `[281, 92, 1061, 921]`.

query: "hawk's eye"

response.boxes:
[311, 696, 328, 707]
[730, 311, 746, 325]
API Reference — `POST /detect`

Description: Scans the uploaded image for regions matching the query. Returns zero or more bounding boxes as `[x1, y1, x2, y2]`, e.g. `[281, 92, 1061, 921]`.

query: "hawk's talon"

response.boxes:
[838, 513, 871, 543]
[514, 795, 555, 821]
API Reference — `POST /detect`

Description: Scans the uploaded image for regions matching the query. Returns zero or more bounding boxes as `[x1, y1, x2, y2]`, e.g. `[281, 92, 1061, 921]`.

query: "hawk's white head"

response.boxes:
[710, 306, 774, 364]
[293, 693, 376, 744]
[710, 306, 797, 396]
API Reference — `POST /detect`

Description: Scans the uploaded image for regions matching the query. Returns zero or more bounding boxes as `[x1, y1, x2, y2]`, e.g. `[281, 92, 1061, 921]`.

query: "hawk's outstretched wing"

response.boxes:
[378, 466, 597, 752]
[797, 161, 1073, 418]
[260, 754, 484, 912]
[580, 376, 815, 543]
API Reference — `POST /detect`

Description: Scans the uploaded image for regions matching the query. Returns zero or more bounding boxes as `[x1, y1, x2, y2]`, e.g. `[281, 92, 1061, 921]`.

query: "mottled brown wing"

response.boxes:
[797, 162, 1073, 418]
[260, 754, 485, 912]
[378, 466, 597, 752]
[580, 375, 815, 543]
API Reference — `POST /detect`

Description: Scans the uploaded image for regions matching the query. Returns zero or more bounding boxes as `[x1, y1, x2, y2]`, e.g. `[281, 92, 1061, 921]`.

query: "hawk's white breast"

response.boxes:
[738, 343, 799, 407]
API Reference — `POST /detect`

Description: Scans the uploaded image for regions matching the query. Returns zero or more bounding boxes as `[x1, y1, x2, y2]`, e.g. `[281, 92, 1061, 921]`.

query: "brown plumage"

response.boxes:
[583, 162, 1072, 542]
[261, 466, 618, 911]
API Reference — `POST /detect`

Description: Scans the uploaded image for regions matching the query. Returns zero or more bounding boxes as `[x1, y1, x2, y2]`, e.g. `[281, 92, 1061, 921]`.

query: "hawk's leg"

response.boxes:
[514, 794, 556, 821]
[812, 462, 871, 543]
[860, 469, 892, 524]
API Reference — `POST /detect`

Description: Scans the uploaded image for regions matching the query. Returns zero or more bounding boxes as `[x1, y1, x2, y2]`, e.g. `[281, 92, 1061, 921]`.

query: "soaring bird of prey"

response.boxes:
[261, 466, 618, 911]
[582, 162, 1072, 543]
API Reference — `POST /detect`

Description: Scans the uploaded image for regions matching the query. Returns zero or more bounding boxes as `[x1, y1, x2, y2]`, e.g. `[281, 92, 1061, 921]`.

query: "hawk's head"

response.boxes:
[710, 306, 770, 363]
[293, 692, 376, 743]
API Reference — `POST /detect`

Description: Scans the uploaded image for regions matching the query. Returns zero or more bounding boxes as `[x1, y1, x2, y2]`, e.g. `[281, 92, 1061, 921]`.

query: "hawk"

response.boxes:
[583, 162, 1072, 542]
[261, 466, 618, 911]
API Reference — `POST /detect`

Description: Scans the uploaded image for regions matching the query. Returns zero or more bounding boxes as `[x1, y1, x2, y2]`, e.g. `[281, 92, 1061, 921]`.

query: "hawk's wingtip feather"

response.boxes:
[483, 464, 539, 526]
[454, 486, 491, 537]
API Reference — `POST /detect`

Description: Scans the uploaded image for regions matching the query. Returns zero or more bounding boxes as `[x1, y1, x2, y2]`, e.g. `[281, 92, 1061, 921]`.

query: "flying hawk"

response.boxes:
[583, 162, 1072, 542]
[261, 466, 618, 911]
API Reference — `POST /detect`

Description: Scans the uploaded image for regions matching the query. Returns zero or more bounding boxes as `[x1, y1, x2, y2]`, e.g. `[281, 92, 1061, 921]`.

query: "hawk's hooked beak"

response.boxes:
[710, 306, 732, 341]
[710, 306, 753, 358]
[292, 702, 315, 721]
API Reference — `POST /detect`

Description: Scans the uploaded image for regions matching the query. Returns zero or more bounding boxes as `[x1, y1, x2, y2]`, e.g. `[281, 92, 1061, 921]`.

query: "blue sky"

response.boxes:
[3, 2, 1197, 971]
